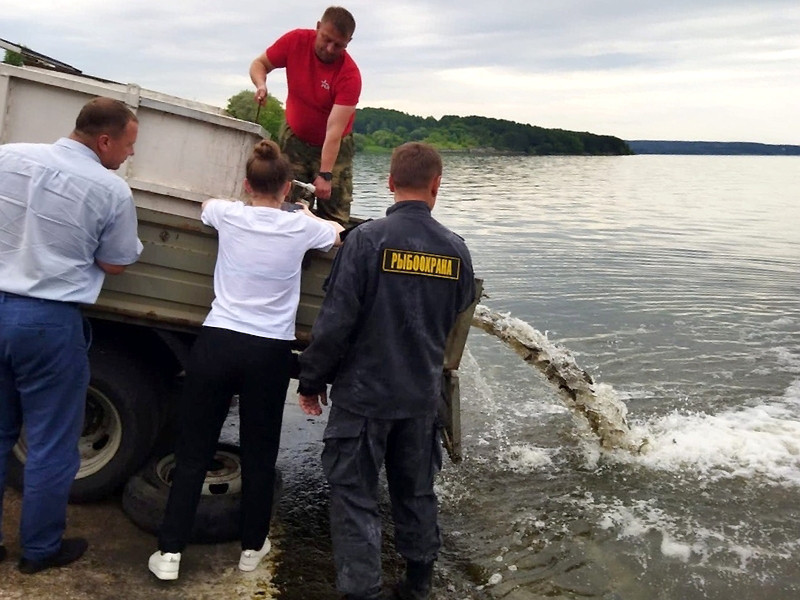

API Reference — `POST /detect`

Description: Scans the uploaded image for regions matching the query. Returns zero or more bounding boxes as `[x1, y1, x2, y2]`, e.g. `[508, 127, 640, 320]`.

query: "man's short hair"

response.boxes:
[74, 97, 138, 139]
[321, 6, 356, 38]
[390, 142, 443, 190]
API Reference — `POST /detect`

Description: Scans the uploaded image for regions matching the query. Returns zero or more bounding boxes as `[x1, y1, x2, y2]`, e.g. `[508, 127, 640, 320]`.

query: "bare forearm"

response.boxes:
[320, 105, 353, 172]
[320, 136, 342, 173]
[249, 58, 268, 88]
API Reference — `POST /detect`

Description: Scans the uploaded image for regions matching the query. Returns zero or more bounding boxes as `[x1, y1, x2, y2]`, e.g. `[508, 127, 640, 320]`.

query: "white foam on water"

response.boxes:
[660, 532, 693, 562]
[588, 496, 791, 572]
[767, 316, 796, 328]
[501, 444, 555, 473]
[609, 378, 800, 487]
[774, 346, 800, 372]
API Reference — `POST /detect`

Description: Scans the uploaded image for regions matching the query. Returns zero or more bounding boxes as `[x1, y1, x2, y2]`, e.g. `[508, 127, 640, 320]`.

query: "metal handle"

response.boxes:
[292, 180, 316, 196]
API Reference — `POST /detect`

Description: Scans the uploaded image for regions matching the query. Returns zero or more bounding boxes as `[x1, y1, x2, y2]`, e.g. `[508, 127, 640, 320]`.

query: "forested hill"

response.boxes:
[627, 140, 800, 155]
[353, 107, 632, 155]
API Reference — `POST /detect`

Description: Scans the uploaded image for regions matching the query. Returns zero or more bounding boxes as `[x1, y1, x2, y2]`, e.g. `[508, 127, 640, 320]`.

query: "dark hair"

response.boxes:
[390, 142, 443, 190]
[321, 6, 356, 38]
[74, 97, 138, 139]
[246, 139, 292, 195]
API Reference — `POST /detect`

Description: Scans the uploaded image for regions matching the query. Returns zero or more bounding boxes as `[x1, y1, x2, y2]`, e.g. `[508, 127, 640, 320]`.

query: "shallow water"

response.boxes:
[352, 153, 800, 599]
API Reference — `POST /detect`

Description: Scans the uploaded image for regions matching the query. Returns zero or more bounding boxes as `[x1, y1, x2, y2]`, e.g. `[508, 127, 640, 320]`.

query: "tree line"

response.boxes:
[225, 91, 632, 156]
[627, 140, 800, 156]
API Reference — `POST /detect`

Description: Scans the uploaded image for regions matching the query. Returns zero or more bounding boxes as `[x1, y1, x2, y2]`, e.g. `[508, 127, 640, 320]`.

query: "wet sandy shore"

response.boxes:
[0, 398, 309, 600]
[1, 398, 491, 600]
[0, 486, 279, 600]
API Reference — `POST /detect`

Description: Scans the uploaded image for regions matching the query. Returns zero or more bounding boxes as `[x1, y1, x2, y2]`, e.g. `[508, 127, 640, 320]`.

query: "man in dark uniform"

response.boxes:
[297, 142, 475, 600]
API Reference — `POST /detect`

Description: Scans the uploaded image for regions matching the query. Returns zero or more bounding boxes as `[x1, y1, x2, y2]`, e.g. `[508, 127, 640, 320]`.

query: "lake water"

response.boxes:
[347, 153, 800, 599]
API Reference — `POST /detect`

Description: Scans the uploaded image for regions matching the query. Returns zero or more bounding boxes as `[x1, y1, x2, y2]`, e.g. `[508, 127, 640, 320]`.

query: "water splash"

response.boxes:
[471, 304, 646, 453]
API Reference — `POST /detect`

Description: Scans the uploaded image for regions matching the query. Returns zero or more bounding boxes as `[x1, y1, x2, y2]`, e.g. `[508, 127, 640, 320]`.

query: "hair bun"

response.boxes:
[253, 139, 280, 160]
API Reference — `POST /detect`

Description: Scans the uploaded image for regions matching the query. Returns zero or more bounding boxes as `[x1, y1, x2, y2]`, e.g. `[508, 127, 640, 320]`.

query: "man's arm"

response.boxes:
[313, 104, 356, 200]
[95, 260, 128, 275]
[297, 230, 367, 413]
[249, 54, 277, 105]
[94, 191, 143, 274]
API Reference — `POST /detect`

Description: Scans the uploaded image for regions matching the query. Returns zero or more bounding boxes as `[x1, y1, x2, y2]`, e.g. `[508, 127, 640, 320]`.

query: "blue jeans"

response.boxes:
[0, 292, 89, 560]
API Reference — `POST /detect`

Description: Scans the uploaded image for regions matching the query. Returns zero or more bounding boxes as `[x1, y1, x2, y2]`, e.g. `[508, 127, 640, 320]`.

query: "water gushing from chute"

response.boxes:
[471, 304, 647, 453]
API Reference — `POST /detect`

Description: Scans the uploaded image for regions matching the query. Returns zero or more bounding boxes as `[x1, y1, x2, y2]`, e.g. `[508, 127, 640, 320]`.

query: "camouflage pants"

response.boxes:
[278, 123, 354, 225]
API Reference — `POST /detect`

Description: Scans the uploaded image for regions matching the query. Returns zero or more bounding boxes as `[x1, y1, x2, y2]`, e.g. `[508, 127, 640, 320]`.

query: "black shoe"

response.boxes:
[345, 594, 384, 600]
[394, 560, 434, 600]
[0, 545, 6, 562]
[18, 537, 88, 574]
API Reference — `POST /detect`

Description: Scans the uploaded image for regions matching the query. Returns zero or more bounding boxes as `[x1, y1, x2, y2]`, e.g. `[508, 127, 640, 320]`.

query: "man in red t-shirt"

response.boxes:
[250, 6, 362, 224]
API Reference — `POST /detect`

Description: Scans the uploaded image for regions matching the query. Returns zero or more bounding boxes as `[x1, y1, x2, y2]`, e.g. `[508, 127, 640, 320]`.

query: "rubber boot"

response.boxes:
[394, 560, 434, 600]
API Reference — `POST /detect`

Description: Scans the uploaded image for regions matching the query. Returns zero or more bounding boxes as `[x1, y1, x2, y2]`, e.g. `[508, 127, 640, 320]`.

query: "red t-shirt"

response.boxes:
[266, 29, 362, 147]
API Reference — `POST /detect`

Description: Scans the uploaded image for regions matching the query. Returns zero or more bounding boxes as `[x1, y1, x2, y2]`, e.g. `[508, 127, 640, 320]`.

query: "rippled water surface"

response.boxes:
[349, 154, 800, 599]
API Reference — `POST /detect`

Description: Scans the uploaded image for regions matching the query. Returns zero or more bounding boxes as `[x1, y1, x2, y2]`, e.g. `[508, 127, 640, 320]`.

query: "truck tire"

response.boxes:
[121, 444, 283, 543]
[8, 341, 163, 503]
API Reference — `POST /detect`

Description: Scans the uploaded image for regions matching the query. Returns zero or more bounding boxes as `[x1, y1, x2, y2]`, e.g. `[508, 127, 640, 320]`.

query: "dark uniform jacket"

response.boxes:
[298, 200, 475, 419]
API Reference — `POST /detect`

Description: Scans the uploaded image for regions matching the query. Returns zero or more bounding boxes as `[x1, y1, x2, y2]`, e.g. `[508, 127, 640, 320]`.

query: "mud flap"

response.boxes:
[438, 370, 462, 463]
[438, 278, 483, 464]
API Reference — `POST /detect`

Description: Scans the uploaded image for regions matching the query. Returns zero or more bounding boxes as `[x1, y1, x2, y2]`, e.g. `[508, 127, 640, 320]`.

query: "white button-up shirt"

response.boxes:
[0, 138, 143, 304]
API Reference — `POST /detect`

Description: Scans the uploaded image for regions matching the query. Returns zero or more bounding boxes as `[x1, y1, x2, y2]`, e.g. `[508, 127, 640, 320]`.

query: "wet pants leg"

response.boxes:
[385, 413, 442, 564]
[322, 408, 442, 598]
[0, 295, 88, 561]
[323, 407, 386, 598]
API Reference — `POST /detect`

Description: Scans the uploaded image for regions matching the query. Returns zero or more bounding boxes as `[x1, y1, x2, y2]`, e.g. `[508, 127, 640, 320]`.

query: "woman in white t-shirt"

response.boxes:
[148, 139, 343, 581]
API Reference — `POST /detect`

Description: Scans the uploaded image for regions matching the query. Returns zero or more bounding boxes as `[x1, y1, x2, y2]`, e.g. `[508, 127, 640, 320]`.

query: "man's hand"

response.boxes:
[299, 391, 328, 416]
[254, 86, 268, 105]
[313, 176, 332, 200]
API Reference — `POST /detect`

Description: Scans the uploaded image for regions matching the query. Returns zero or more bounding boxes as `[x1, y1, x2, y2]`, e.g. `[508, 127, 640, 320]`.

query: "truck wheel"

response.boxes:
[121, 444, 283, 543]
[8, 342, 163, 503]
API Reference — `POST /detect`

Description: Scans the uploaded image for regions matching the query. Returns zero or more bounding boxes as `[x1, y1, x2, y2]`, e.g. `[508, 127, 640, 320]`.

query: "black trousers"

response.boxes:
[322, 405, 443, 598]
[158, 326, 291, 552]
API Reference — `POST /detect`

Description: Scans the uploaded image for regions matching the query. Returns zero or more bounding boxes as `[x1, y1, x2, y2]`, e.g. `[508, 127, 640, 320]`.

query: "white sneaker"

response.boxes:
[148, 550, 181, 580]
[238, 537, 271, 572]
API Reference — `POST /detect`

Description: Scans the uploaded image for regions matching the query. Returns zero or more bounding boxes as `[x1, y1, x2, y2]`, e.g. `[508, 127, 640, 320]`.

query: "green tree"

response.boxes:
[352, 132, 368, 152]
[352, 106, 631, 155]
[370, 129, 404, 149]
[3, 49, 24, 67]
[408, 128, 428, 141]
[225, 90, 284, 140]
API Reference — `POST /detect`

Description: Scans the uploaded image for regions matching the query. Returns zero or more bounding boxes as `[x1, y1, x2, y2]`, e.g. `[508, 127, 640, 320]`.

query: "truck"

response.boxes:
[0, 62, 480, 522]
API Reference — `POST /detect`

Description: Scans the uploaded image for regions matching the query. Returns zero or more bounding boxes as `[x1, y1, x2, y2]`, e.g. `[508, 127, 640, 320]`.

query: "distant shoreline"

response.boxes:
[627, 140, 800, 156]
[356, 140, 800, 157]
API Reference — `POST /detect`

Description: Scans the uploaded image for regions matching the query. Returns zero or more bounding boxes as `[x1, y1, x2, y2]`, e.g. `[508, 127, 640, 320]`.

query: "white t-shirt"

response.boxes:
[200, 199, 337, 340]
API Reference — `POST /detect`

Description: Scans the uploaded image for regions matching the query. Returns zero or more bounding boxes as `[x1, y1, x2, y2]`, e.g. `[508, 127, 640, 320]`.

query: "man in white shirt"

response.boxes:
[0, 97, 143, 574]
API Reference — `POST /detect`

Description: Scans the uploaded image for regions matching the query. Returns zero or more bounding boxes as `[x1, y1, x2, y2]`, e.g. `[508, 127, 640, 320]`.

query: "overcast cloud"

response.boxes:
[2, 0, 798, 143]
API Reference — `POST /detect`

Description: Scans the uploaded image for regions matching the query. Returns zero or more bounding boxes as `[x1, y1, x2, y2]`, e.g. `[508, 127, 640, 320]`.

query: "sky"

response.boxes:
[2, 0, 799, 144]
